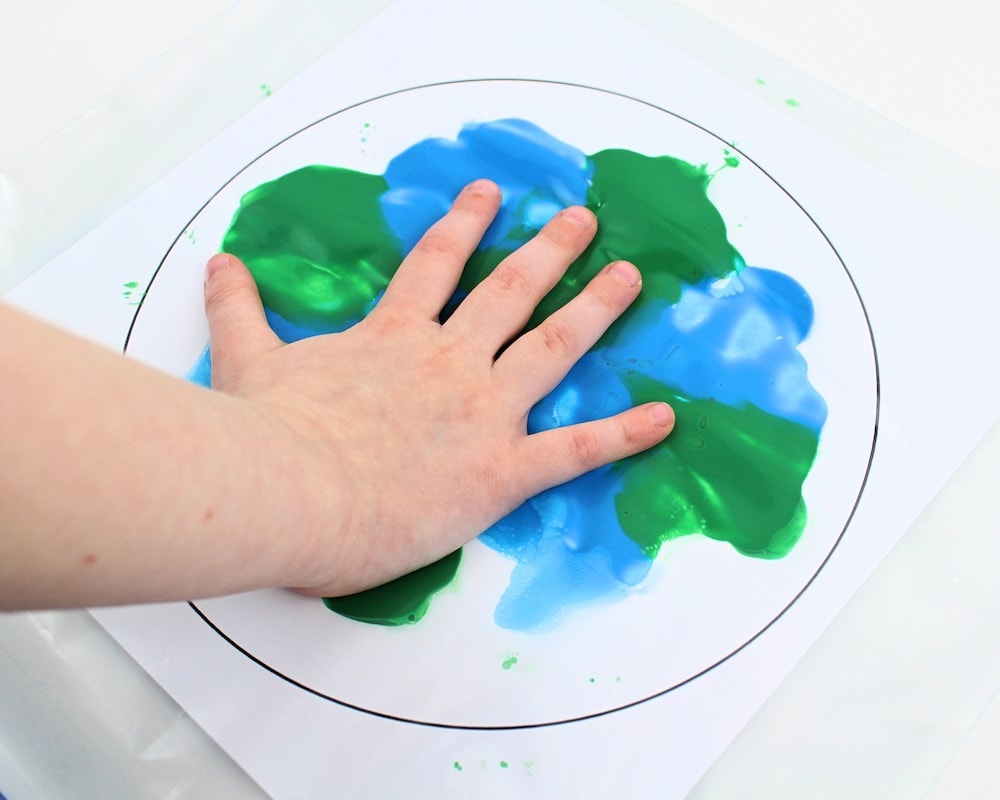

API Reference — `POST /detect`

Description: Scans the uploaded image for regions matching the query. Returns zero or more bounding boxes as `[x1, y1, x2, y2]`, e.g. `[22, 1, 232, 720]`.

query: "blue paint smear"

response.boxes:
[381, 119, 592, 252]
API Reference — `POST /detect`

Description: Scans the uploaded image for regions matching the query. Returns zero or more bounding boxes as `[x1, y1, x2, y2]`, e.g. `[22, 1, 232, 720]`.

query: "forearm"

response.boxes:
[0, 303, 344, 609]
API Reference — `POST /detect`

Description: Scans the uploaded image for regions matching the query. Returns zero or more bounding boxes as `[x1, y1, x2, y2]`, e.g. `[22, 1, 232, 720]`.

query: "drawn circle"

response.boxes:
[125, 79, 878, 730]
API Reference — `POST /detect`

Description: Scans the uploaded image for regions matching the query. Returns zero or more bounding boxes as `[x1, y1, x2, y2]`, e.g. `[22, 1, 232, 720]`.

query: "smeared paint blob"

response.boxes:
[189, 118, 827, 632]
[501, 655, 519, 670]
[322, 549, 461, 625]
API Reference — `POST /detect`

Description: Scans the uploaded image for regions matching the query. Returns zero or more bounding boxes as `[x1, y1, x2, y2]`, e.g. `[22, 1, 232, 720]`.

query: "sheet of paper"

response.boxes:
[6, 0, 997, 796]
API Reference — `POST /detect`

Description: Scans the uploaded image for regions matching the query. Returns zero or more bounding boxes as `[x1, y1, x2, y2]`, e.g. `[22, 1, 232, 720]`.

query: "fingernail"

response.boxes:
[647, 402, 675, 427]
[560, 205, 595, 228]
[466, 178, 500, 197]
[205, 253, 233, 280]
[609, 260, 641, 288]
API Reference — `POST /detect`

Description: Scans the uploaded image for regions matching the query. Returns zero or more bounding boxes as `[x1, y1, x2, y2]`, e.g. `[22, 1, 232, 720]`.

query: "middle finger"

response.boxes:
[443, 205, 597, 354]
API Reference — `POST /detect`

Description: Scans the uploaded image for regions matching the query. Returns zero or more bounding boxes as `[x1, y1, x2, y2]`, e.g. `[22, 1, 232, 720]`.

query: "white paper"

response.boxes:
[6, 0, 998, 796]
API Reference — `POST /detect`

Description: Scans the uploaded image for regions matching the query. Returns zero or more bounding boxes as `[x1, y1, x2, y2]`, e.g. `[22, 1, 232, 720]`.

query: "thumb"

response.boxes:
[204, 253, 280, 390]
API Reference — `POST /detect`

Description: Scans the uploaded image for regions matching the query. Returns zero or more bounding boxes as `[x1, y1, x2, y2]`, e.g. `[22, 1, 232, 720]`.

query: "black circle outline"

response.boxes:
[123, 77, 881, 731]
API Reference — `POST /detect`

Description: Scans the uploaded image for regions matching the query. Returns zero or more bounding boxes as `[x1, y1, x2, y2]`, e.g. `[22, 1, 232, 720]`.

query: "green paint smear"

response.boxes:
[613, 380, 815, 558]
[453, 149, 742, 339]
[322, 549, 461, 625]
[501, 655, 518, 670]
[222, 166, 402, 329]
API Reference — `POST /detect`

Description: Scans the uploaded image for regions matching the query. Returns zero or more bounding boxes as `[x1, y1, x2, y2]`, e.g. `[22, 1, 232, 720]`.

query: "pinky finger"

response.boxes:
[513, 402, 675, 496]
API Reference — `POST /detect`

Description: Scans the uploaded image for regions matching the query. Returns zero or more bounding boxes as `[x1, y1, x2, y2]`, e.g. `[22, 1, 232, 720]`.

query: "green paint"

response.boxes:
[121, 281, 143, 305]
[259, 82, 273, 97]
[322, 549, 461, 625]
[613, 381, 816, 558]
[501, 655, 518, 670]
[223, 149, 740, 365]
[785, 98, 801, 108]
[454, 148, 743, 341]
[222, 166, 402, 329]
[453, 761, 463, 772]
[499, 761, 509, 769]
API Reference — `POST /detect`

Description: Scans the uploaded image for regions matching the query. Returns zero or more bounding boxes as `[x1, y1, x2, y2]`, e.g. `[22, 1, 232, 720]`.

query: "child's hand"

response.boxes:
[204, 179, 674, 597]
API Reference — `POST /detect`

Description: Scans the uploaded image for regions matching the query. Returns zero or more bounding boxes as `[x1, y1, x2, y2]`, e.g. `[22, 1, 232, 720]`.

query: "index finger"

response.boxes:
[374, 180, 502, 321]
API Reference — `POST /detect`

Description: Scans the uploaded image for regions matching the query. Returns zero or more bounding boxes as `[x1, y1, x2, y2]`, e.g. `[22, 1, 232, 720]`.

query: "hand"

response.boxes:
[204, 179, 674, 596]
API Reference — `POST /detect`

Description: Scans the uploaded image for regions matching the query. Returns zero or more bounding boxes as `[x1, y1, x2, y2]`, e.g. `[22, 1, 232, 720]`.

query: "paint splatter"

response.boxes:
[189, 119, 827, 631]
[785, 98, 801, 108]
[501, 654, 519, 670]
[453, 761, 463, 772]
[259, 82, 273, 98]
[121, 281, 144, 305]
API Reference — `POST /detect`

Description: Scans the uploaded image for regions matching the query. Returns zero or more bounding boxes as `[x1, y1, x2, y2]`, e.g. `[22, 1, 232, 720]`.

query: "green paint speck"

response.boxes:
[756, 77, 767, 85]
[501, 655, 518, 670]
[259, 82, 273, 97]
[499, 761, 509, 769]
[121, 281, 144, 305]
[453, 761, 463, 772]
[720, 147, 740, 170]
[588, 677, 596, 684]
[785, 98, 801, 108]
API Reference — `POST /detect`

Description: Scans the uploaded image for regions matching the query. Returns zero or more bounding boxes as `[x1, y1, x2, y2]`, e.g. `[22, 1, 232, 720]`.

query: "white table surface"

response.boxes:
[1, 1, 997, 797]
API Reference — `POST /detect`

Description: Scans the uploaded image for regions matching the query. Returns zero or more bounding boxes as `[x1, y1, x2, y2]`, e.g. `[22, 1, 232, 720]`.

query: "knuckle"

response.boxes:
[204, 279, 248, 316]
[491, 262, 534, 295]
[539, 319, 577, 358]
[620, 414, 643, 447]
[414, 230, 462, 259]
[568, 427, 604, 467]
